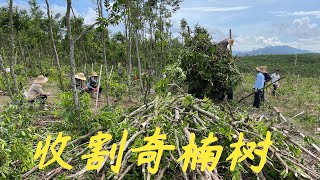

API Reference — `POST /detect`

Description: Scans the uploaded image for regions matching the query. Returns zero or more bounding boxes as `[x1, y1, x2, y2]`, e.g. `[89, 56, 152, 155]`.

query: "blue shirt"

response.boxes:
[254, 72, 265, 90]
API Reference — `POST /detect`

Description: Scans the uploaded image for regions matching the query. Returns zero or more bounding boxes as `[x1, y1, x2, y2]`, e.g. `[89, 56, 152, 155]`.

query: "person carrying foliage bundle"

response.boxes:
[217, 38, 234, 50]
[261, 66, 271, 102]
[253, 66, 266, 108]
[87, 72, 102, 94]
[75, 73, 88, 93]
[271, 70, 281, 96]
[27, 75, 50, 110]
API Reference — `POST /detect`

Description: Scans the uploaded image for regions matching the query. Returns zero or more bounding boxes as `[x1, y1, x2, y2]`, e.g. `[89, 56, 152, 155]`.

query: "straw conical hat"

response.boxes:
[91, 72, 98, 77]
[75, 73, 87, 81]
[256, 66, 267, 73]
[228, 39, 234, 46]
[34, 75, 48, 84]
[262, 66, 268, 72]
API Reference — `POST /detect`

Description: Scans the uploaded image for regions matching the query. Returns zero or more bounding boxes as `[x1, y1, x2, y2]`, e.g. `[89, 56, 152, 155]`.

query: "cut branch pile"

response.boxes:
[25, 94, 320, 179]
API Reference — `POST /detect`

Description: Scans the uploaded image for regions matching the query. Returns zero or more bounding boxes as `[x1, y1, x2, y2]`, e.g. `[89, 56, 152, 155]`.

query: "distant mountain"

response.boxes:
[233, 45, 314, 56]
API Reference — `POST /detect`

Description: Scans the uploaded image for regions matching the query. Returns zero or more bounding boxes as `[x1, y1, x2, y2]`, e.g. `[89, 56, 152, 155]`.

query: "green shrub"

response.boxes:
[109, 81, 127, 100]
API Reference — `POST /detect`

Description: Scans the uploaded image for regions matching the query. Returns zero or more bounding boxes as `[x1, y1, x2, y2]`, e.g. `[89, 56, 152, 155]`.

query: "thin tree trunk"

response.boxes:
[37, 46, 43, 75]
[143, 22, 147, 71]
[135, 29, 143, 92]
[0, 54, 13, 99]
[8, 0, 18, 94]
[159, 0, 164, 73]
[125, 7, 132, 101]
[83, 46, 89, 79]
[45, 0, 64, 90]
[66, 0, 80, 117]
[149, 20, 153, 70]
[17, 32, 27, 76]
[97, 0, 110, 105]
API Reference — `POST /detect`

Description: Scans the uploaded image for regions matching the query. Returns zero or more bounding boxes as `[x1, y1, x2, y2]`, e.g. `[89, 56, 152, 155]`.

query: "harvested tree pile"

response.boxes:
[25, 94, 320, 180]
[180, 26, 241, 100]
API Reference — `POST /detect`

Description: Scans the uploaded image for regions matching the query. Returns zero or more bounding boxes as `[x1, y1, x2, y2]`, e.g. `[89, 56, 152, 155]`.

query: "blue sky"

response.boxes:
[1, 0, 320, 52]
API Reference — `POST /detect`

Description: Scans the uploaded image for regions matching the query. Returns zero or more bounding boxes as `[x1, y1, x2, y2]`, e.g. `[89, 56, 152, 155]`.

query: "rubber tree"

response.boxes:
[0, 54, 13, 99]
[45, 0, 64, 91]
[97, 0, 111, 106]
[66, 0, 80, 118]
[8, 0, 18, 94]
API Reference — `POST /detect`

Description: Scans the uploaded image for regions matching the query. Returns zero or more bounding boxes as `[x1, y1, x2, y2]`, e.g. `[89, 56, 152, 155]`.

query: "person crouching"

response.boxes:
[27, 75, 50, 110]
[75, 73, 88, 93]
[87, 72, 102, 94]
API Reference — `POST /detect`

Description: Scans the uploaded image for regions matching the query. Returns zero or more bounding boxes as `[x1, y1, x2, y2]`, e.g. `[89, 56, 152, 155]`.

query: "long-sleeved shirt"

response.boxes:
[217, 39, 229, 49]
[76, 80, 87, 91]
[271, 73, 281, 86]
[254, 72, 265, 91]
[263, 73, 271, 83]
[27, 83, 47, 100]
[86, 77, 98, 90]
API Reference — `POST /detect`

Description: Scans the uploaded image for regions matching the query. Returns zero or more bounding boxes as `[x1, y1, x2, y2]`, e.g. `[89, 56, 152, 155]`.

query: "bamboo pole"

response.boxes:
[229, 29, 232, 53]
[237, 77, 285, 103]
[95, 65, 103, 113]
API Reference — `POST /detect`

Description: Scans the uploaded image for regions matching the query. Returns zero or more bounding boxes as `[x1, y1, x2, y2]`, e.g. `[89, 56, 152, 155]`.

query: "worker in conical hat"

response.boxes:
[87, 72, 102, 94]
[75, 73, 88, 93]
[253, 66, 266, 108]
[217, 38, 234, 50]
[27, 75, 50, 110]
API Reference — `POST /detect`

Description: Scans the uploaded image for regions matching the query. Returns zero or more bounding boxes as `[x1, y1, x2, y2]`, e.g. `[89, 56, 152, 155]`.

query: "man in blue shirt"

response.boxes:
[253, 66, 266, 108]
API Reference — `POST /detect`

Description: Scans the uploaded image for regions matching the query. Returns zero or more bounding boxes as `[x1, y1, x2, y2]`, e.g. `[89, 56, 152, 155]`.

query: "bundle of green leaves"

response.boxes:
[180, 25, 241, 100]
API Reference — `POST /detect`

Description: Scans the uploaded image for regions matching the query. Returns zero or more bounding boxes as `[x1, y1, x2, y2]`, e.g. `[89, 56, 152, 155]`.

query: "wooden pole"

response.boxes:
[92, 63, 94, 73]
[229, 29, 232, 53]
[95, 65, 103, 113]
[237, 77, 285, 104]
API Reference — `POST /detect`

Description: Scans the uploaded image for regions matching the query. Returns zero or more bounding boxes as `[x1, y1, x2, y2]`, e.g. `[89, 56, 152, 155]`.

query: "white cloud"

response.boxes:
[181, 6, 251, 12]
[290, 16, 320, 38]
[49, 4, 68, 16]
[272, 10, 320, 18]
[234, 35, 263, 51]
[291, 11, 320, 18]
[255, 36, 284, 46]
[83, 8, 97, 25]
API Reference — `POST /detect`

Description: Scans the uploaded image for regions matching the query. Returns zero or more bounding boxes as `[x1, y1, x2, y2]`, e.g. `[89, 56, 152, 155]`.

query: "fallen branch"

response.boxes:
[23, 129, 106, 178]
[192, 105, 220, 121]
[118, 161, 136, 180]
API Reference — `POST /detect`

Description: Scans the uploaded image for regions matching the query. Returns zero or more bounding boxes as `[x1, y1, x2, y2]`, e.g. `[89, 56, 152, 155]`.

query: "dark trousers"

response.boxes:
[227, 87, 233, 100]
[261, 88, 265, 101]
[29, 95, 47, 104]
[253, 90, 262, 108]
[272, 85, 278, 96]
[89, 87, 102, 93]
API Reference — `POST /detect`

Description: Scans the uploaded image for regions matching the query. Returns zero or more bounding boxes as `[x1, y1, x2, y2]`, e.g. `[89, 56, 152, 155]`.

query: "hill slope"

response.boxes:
[234, 45, 314, 56]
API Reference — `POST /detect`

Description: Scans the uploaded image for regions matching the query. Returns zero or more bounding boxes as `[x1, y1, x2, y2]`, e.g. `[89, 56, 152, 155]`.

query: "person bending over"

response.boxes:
[27, 75, 50, 110]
